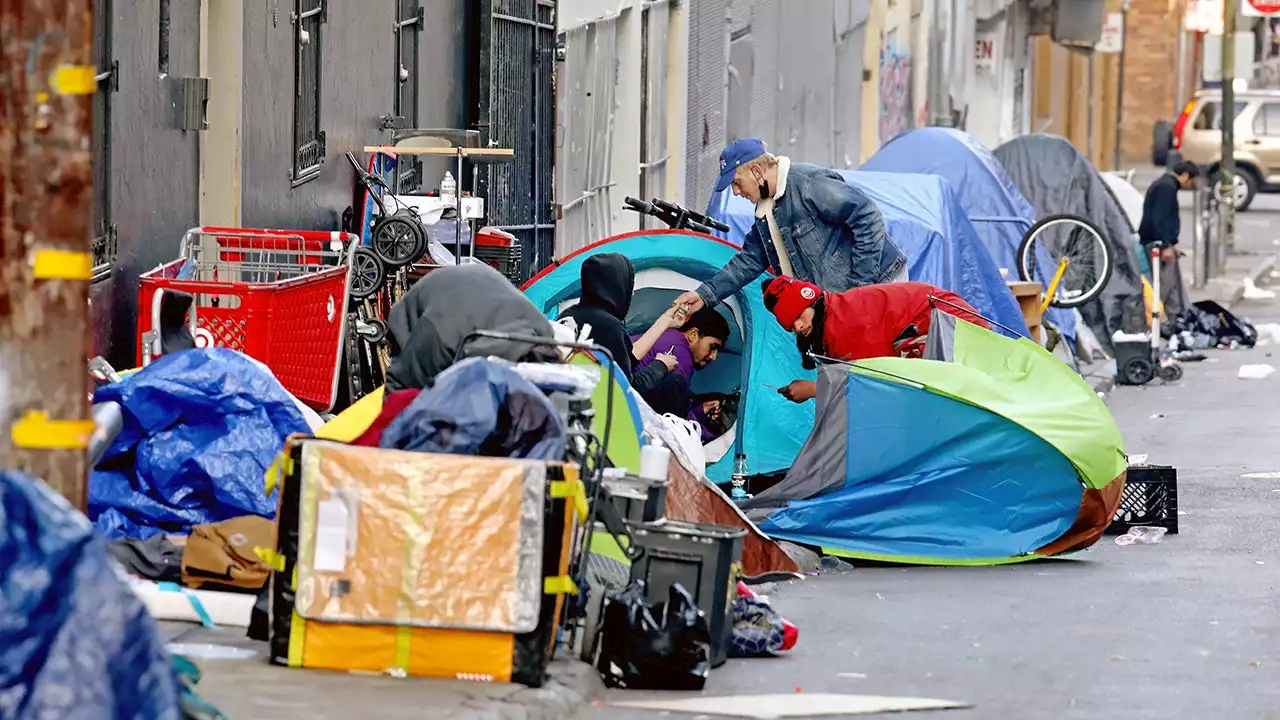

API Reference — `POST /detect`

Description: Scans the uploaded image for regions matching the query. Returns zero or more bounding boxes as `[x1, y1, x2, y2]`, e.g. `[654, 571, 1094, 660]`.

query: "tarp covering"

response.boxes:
[1, 469, 181, 718]
[707, 171, 1029, 337]
[743, 312, 1127, 564]
[860, 127, 1077, 341]
[524, 230, 810, 481]
[994, 134, 1145, 348]
[91, 348, 310, 539]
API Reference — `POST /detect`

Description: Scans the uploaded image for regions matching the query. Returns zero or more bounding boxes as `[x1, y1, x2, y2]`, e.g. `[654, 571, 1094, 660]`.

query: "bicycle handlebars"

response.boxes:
[622, 196, 731, 234]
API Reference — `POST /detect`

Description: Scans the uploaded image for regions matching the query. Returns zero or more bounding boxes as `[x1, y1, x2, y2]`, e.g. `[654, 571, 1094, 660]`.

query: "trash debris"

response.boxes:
[595, 582, 711, 691]
[1148, 413, 1165, 419]
[818, 555, 855, 572]
[609, 693, 972, 717]
[165, 643, 261, 661]
[1130, 454, 1149, 465]
[1242, 278, 1276, 300]
[838, 672, 868, 679]
[1241, 471, 1280, 479]
[1114, 526, 1167, 546]
[1238, 364, 1276, 380]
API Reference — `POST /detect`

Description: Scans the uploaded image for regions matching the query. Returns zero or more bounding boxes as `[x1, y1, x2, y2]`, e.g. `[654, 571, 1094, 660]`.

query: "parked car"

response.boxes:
[1159, 88, 1280, 212]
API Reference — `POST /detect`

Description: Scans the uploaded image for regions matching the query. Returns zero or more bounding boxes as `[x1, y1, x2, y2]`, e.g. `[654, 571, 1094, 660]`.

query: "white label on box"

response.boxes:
[313, 499, 350, 573]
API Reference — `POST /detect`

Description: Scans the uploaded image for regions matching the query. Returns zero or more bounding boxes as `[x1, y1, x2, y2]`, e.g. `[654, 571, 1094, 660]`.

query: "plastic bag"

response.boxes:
[595, 581, 711, 690]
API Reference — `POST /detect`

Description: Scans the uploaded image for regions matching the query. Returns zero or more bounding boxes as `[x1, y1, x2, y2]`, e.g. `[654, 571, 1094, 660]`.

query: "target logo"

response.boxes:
[194, 327, 215, 348]
[326, 295, 336, 323]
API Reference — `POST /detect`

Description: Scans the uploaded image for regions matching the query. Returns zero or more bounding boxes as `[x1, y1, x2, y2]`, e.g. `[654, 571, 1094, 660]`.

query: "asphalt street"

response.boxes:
[597, 194, 1280, 720]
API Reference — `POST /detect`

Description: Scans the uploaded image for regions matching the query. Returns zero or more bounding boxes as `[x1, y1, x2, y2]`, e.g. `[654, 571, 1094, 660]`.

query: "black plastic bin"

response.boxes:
[1106, 464, 1178, 535]
[627, 520, 745, 668]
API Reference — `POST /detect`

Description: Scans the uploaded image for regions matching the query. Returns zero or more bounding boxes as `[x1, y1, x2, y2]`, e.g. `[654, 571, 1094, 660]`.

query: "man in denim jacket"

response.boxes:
[674, 138, 908, 313]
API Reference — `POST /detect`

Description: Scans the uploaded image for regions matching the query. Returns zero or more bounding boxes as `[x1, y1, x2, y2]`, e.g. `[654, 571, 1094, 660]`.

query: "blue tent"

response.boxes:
[860, 127, 1076, 340]
[706, 170, 1029, 337]
[523, 230, 812, 482]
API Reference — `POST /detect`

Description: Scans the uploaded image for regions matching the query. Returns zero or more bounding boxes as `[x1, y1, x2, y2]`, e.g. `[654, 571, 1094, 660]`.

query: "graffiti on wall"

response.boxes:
[879, 48, 914, 145]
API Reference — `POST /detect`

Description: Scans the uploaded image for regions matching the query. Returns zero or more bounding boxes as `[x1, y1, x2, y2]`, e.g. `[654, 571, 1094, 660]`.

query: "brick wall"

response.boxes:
[1120, 0, 1180, 164]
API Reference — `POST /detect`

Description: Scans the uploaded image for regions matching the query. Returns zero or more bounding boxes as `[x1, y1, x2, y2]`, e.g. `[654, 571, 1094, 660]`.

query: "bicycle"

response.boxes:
[1016, 214, 1114, 311]
[621, 196, 732, 234]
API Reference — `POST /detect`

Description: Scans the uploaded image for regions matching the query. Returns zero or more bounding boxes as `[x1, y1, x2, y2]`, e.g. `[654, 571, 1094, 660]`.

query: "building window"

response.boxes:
[394, 0, 421, 127]
[291, 0, 325, 185]
[393, 0, 422, 191]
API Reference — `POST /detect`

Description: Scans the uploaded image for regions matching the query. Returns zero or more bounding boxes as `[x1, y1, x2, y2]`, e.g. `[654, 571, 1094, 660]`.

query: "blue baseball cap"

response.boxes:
[715, 138, 767, 192]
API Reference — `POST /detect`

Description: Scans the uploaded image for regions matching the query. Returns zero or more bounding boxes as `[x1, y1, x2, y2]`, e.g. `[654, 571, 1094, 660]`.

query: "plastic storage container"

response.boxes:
[626, 520, 745, 668]
[603, 473, 668, 524]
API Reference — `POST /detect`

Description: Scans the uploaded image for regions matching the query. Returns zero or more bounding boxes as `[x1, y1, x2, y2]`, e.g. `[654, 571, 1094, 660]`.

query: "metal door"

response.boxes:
[476, 0, 557, 282]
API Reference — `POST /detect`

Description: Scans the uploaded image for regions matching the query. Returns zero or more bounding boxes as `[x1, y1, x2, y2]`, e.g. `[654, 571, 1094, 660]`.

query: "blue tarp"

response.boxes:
[757, 370, 1082, 561]
[706, 170, 1030, 337]
[860, 127, 1076, 340]
[90, 348, 310, 539]
[1, 469, 181, 718]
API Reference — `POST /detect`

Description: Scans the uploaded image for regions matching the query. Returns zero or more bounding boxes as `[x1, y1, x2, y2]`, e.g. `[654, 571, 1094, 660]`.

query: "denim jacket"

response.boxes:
[696, 162, 907, 307]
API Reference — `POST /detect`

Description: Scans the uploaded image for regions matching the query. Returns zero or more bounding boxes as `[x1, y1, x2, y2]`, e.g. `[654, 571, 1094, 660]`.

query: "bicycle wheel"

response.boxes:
[1016, 213, 1113, 309]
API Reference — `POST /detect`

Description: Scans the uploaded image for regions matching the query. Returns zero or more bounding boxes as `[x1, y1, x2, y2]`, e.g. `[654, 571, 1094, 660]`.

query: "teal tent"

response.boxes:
[523, 230, 812, 481]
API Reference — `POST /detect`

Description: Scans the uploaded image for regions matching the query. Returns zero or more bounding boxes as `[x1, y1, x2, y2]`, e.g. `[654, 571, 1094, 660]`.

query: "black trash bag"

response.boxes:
[595, 581, 711, 690]
[1162, 299, 1258, 347]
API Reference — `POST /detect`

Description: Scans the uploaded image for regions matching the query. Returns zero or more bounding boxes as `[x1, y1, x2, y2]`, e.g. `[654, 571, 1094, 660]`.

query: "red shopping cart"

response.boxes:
[137, 227, 358, 412]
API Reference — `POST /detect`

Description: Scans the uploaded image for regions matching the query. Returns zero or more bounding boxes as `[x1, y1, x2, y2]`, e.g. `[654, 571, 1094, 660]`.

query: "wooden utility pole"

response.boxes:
[0, 0, 95, 509]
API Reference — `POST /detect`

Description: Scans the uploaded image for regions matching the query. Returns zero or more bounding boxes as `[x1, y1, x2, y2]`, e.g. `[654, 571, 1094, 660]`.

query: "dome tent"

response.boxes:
[860, 127, 1077, 343]
[994, 133, 1146, 350]
[741, 310, 1127, 564]
[522, 230, 812, 482]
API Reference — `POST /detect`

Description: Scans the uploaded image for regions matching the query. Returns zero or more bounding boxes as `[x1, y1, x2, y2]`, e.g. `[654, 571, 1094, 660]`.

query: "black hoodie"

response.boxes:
[557, 253, 667, 390]
[385, 263, 559, 391]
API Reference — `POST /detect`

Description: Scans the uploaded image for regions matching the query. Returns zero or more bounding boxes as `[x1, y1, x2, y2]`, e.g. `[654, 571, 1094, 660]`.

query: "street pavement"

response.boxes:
[596, 203, 1280, 720]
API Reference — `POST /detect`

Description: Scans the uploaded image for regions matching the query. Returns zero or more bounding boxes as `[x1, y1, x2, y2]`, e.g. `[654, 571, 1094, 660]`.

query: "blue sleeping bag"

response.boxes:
[0, 469, 181, 718]
[90, 348, 310, 539]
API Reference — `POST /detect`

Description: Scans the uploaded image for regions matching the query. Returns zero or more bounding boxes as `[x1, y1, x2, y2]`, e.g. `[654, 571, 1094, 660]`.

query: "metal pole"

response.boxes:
[0, 0, 94, 508]
[1221, 0, 1238, 253]
[1087, 53, 1096, 163]
[1114, 0, 1131, 169]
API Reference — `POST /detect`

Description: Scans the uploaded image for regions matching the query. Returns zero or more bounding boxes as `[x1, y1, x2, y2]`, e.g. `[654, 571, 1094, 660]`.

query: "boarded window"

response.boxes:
[291, 0, 325, 185]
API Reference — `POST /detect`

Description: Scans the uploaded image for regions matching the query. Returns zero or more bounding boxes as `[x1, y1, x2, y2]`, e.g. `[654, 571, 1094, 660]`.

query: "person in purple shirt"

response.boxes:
[632, 307, 731, 441]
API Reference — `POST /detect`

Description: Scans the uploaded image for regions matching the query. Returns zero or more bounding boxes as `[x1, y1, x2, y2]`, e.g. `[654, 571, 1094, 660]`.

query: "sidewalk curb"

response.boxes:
[1225, 254, 1279, 309]
[483, 659, 605, 720]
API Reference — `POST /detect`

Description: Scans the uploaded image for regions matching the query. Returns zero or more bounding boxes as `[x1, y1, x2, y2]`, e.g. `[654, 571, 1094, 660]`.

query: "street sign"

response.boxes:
[974, 31, 999, 75]
[1095, 12, 1124, 53]
[1245, 0, 1280, 16]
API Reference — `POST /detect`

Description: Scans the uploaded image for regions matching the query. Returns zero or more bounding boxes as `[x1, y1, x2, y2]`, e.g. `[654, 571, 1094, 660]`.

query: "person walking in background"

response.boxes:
[673, 138, 908, 315]
[1139, 160, 1199, 317]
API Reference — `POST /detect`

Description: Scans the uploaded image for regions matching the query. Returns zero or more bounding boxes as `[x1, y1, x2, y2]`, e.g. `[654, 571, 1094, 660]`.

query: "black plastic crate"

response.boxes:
[1106, 464, 1178, 535]
[627, 520, 745, 668]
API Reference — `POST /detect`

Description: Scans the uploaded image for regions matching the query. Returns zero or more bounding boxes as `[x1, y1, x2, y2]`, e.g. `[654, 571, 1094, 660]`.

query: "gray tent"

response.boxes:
[994, 134, 1144, 350]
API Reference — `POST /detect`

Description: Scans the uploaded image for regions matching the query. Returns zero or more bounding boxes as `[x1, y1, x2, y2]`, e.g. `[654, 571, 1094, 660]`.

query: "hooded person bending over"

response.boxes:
[673, 138, 907, 316]
[762, 276, 989, 403]
[556, 253, 685, 391]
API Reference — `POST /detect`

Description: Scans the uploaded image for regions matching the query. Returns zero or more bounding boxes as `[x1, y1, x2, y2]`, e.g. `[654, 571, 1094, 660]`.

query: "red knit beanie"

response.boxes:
[763, 276, 821, 329]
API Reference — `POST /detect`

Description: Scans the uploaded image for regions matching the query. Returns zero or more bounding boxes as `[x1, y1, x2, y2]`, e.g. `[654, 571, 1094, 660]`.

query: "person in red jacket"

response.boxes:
[762, 275, 989, 403]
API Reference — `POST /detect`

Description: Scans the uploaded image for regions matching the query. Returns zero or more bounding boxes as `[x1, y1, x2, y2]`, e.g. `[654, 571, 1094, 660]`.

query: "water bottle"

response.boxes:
[730, 453, 748, 500]
[440, 171, 457, 198]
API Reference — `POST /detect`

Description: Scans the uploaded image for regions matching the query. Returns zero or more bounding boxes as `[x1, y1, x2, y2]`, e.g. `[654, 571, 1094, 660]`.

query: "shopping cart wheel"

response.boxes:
[357, 317, 388, 344]
[371, 212, 426, 268]
[349, 247, 386, 300]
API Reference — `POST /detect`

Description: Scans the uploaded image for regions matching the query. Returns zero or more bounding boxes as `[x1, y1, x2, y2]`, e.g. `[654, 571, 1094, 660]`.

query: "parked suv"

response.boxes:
[1164, 88, 1280, 212]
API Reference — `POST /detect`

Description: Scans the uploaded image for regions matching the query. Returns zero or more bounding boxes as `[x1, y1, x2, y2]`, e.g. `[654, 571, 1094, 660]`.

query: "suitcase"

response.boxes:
[267, 438, 585, 687]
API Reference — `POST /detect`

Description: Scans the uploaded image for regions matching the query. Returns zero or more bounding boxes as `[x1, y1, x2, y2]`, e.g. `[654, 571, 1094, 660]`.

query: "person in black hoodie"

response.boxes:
[558, 253, 681, 391]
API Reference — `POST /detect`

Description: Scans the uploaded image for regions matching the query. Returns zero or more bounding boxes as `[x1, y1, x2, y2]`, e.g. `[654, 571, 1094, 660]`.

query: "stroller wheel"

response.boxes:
[371, 214, 425, 268]
[349, 247, 386, 300]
